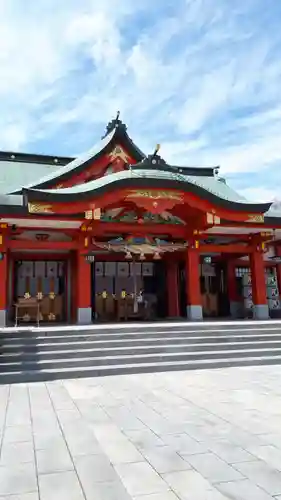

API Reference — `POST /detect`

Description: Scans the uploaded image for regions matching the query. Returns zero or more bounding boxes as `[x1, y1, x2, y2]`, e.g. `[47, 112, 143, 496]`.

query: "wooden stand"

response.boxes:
[14, 298, 41, 327]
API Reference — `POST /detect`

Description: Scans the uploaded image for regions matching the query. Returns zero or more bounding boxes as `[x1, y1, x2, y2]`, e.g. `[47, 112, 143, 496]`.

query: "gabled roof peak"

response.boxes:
[131, 154, 217, 178]
[143, 153, 167, 168]
[102, 111, 127, 138]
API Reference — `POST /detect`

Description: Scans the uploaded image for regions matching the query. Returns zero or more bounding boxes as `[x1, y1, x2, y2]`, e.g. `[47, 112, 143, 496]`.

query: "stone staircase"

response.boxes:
[1, 322, 281, 384]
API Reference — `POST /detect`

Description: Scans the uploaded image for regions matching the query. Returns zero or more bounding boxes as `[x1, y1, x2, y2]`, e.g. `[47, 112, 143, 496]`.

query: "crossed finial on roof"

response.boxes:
[102, 111, 127, 138]
[153, 144, 161, 156]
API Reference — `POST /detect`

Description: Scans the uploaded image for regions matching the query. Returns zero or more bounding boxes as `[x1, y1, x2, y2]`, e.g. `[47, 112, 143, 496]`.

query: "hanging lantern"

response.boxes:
[153, 251, 161, 260]
[203, 256, 212, 264]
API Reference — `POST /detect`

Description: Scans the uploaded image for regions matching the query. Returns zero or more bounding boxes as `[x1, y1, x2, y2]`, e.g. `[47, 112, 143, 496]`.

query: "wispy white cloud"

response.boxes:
[0, 0, 281, 199]
[237, 187, 276, 203]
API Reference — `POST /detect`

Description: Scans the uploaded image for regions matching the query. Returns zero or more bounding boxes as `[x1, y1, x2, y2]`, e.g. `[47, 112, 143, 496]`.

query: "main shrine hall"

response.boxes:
[1, 114, 281, 327]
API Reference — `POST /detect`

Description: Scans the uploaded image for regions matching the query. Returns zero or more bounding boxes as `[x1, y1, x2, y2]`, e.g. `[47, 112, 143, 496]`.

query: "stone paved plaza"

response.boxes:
[1, 366, 281, 499]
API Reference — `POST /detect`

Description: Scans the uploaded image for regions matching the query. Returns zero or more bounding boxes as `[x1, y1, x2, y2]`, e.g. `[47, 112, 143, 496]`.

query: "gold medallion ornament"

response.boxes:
[102, 291, 107, 299]
[36, 292, 43, 300]
[121, 290, 126, 299]
[24, 292, 31, 299]
[49, 292, 56, 300]
[48, 312, 56, 321]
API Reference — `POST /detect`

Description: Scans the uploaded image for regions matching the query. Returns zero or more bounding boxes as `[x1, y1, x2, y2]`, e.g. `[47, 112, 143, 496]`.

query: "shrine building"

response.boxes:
[1, 114, 281, 327]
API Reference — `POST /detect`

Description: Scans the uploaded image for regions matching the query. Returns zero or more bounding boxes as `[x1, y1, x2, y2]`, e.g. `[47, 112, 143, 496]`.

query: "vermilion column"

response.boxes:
[249, 250, 269, 319]
[166, 261, 180, 317]
[275, 245, 281, 303]
[227, 261, 241, 318]
[0, 253, 7, 326]
[185, 248, 202, 320]
[77, 251, 92, 324]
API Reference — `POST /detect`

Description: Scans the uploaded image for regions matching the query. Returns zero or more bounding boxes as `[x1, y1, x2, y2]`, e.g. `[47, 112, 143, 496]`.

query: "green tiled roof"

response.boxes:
[0, 161, 57, 194]
[32, 168, 249, 205]
[21, 128, 116, 191]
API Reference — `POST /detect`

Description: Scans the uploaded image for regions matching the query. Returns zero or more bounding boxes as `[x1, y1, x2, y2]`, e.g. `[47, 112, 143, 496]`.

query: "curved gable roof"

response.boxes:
[11, 122, 146, 194]
[23, 168, 271, 214]
[11, 128, 116, 194]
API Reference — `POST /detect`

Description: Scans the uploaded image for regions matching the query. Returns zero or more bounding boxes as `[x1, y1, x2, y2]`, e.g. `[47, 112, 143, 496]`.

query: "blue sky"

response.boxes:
[0, 0, 281, 201]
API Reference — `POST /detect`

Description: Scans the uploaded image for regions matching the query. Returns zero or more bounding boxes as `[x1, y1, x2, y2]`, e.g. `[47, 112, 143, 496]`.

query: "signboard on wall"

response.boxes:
[201, 264, 216, 277]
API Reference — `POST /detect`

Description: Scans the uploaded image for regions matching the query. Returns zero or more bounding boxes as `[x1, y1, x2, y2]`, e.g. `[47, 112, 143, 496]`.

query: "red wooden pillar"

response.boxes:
[76, 250, 92, 324]
[227, 261, 241, 318]
[70, 251, 77, 323]
[166, 261, 180, 317]
[0, 253, 8, 326]
[275, 245, 281, 303]
[249, 250, 269, 319]
[185, 248, 202, 320]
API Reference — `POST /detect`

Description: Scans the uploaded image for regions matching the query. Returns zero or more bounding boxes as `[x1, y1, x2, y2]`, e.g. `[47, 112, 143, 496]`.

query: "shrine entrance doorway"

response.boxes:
[92, 260, 167, 322]
[13, 259, 67, 324]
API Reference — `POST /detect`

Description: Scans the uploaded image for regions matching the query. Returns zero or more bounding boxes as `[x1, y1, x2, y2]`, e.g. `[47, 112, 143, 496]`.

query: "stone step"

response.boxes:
[2, 327, 281, 342]
[2, 334, 281, 353]
[2, 340, 281, 361]
[2, 347, 281, 372]
[1, 325, 281, 340]
[1, 354, 281, 384]
[2, 322, 281, 384]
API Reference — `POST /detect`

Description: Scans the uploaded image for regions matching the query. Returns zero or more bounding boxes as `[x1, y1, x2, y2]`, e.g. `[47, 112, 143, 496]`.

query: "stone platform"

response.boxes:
[1, 365, 281, 499]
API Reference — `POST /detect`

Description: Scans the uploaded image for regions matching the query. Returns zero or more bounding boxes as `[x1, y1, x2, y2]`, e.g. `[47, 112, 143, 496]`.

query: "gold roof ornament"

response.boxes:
[153, 144, 161, 156]
[28, 203, 53, 214]
[108, 145, 129, 162]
